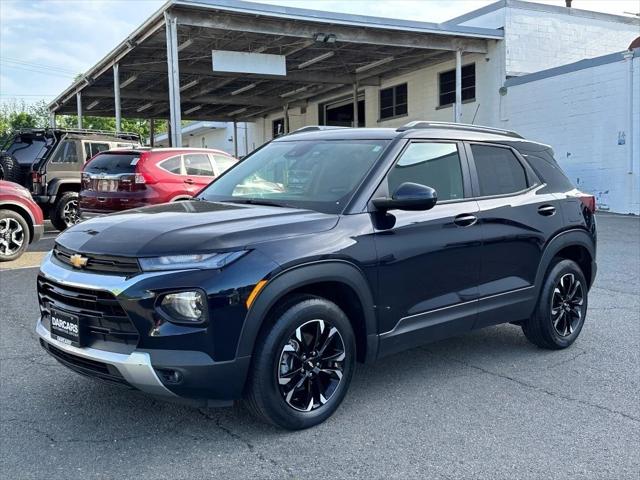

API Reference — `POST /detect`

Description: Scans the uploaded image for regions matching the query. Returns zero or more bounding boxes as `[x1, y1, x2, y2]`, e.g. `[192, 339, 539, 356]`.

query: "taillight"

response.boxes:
[579, 195, 596, 213]
[31, 171, 42, 184]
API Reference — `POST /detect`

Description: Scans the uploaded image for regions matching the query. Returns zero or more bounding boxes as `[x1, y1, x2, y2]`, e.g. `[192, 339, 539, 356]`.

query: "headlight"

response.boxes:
[139, 251, 247, 271]
[159, 290, 207, 324]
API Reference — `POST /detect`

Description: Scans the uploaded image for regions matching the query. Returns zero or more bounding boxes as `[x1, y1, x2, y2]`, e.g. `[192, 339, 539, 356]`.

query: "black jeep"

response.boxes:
[0, 128, 140, 230]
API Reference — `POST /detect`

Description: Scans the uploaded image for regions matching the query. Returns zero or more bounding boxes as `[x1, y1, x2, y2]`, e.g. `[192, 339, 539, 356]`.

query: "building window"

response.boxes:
[438, 63, 475, 107]
[379, 83, 408, 120]
[272, 118, 285, 138]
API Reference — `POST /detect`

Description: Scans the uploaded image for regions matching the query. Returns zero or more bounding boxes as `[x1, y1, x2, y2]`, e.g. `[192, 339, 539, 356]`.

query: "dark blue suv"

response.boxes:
[36, 122, 597, 429]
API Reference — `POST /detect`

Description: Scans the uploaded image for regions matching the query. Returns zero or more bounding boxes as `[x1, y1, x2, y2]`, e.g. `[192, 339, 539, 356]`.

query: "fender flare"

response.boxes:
[236, 260, 378, 362]
[533, 229, 596, 299]
[48, 179, 80, 200]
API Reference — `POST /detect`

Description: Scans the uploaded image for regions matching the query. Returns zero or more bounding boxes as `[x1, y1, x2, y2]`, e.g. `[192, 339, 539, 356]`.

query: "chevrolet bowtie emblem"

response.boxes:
[69, 254, 89, 269]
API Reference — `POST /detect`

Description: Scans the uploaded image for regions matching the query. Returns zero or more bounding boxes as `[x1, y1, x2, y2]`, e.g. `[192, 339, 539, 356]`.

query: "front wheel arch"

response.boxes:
[236, 261, 378, 363]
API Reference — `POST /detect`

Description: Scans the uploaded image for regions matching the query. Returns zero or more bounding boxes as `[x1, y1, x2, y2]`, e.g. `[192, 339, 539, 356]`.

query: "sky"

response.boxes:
[1, 0, 638, 105]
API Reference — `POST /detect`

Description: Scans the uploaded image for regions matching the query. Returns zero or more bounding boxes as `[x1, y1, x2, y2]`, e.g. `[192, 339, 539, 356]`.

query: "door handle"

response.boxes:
[453, 213, 478, 227]
[538, 205, 556, 216]
[184, 178, 195, 184]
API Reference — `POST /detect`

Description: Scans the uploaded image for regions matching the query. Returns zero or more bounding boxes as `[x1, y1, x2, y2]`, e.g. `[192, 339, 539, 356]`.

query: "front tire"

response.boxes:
[50, 192, 80, 231]
[522, 259, 588, 349]
[0, 209, 30, 262]
[245, 295, 356, 430]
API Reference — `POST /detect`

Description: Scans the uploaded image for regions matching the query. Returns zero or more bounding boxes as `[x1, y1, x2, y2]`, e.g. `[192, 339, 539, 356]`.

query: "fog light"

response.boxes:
[159, 290, 207, 324]
[156, 368, 183, 384]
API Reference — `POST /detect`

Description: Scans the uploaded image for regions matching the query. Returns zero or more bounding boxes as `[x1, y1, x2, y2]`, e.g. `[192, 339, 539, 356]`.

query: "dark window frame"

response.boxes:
[379, 83, 408, 121]
[438, 63, 476, 108]
[272, 118, 285, 138]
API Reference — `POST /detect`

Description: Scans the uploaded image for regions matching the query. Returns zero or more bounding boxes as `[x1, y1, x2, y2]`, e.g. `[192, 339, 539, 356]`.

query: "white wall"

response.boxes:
[459, 2, 640, 75]
[503, 52, 639, 214]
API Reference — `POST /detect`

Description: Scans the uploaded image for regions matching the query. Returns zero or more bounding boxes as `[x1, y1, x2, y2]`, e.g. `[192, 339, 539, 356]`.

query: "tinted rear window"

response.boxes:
[471, 144, 528, 196]
[84, 153, 140, 174]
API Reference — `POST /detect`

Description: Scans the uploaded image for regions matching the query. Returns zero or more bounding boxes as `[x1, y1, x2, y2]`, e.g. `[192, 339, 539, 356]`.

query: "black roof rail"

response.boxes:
[287, 125, 349, 135]
[396, 121, 523, 139]
[14, 127, 141, 140]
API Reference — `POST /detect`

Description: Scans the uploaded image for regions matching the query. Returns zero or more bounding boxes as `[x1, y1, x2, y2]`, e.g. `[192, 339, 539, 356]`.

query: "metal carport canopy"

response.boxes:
[48, 0, 503, 145]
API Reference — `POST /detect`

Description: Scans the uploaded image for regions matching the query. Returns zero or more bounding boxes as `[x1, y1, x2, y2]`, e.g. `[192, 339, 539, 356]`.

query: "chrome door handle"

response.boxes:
[453, 214, 478, 227]
[538, 205, 556, 216]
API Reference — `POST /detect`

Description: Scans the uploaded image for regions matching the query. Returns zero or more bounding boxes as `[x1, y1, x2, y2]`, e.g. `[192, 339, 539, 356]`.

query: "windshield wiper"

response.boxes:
[224, 198, 293, 208]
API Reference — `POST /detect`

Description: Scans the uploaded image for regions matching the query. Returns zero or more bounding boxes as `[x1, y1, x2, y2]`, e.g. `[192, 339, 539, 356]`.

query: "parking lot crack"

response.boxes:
[422, 349, 640, 424]
[198, 408, 291, 476]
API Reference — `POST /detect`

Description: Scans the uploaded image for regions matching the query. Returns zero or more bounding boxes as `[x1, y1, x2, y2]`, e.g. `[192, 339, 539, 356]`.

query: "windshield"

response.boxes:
[5, 135, 49, 165]
[197, 139, 390, 214]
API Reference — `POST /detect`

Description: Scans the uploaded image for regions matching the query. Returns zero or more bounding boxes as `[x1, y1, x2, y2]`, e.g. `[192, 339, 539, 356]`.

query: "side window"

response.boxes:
[184, 153, 214, 176]
[471, 144, 528, 196]
[159, 155, 182, 174]
[212, 154, 236, 174]
[388, 142, 464, 201]
[50, 140, 79, 163]
[85, 142, 110, 160]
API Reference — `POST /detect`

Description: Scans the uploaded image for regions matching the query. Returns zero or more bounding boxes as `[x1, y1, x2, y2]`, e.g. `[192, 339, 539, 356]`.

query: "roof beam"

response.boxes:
[174, 11, 489, 54]
[120, 62, 380, 86]
[82, 87, 285, 107]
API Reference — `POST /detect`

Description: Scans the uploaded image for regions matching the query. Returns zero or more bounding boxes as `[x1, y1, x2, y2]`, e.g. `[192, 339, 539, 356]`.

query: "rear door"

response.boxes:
[373, 140, 483, 356]
[183, 153, 216, 194]
[466, 142, 565, 328]
[155, 154, 187, 200]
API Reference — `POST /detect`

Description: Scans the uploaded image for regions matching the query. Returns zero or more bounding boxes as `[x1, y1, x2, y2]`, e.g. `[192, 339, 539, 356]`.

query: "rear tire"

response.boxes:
[522, 259, 588, 349]
[0, 155, 22, 183]
[50, 192, 80, 231]
[0, 209, 30, 262]
[245, 295, 356, 430]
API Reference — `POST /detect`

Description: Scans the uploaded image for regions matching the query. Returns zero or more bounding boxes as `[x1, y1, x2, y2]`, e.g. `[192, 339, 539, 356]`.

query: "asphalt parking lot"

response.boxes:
[0, 214, 638, 480]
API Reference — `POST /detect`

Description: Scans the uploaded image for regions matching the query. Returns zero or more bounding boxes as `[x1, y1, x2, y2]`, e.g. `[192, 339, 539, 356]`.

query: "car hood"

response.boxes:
[56, 200, 339, 257]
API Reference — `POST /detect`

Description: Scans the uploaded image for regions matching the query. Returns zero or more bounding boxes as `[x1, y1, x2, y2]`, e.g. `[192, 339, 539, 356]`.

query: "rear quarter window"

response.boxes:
[159, 155, 182, 174]
[471, 144, 529, 196]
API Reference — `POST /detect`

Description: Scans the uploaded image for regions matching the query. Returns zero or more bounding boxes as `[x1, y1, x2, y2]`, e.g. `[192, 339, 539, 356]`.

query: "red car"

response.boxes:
[79, 148, 237, 217]
[0, 180, 44, 262]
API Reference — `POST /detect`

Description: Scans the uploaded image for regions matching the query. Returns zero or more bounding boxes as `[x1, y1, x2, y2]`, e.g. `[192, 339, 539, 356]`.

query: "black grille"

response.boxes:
[40, 339, 130, 386]
[38, 276, 139, 352]
[53, 244, 140, 275]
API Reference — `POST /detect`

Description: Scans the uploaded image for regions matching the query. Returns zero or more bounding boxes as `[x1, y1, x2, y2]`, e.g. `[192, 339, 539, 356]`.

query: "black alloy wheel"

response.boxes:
[522, 259, 588, 349]
[245, 295, 355, 430]
[551, 273, 584, 337]
[277, 319, 346, 412]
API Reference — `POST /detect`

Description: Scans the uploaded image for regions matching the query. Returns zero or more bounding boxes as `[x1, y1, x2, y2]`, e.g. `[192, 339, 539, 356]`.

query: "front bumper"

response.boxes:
[35, 251, 258, 404]
[37, 318, 177, 398]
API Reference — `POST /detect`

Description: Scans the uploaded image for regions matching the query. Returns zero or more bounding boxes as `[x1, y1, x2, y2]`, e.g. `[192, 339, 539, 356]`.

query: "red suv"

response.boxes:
[0, 180, 44, 262]
[79, 148, 237, 217]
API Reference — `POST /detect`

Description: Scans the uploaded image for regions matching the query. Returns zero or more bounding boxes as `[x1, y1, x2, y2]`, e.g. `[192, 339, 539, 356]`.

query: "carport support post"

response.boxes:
[164, 12, 182, 147]
[49, 111, 56, 128]
[149, 119, 155, 147]
[76, 92, 82, 129]
[233, 120, 238, 158]
[113, 63, 122, 133]
[353, 82, 359, 127]
[283, 104, 289, 134]
[454, 48, 463, 123]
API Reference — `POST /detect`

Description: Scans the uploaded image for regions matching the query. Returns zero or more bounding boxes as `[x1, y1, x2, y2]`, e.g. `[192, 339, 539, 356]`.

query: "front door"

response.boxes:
[373, 141, 483, 357]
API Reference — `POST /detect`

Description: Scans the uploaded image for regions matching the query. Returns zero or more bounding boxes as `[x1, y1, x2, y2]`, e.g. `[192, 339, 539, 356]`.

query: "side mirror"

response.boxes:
[372, 182, 438, 212]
